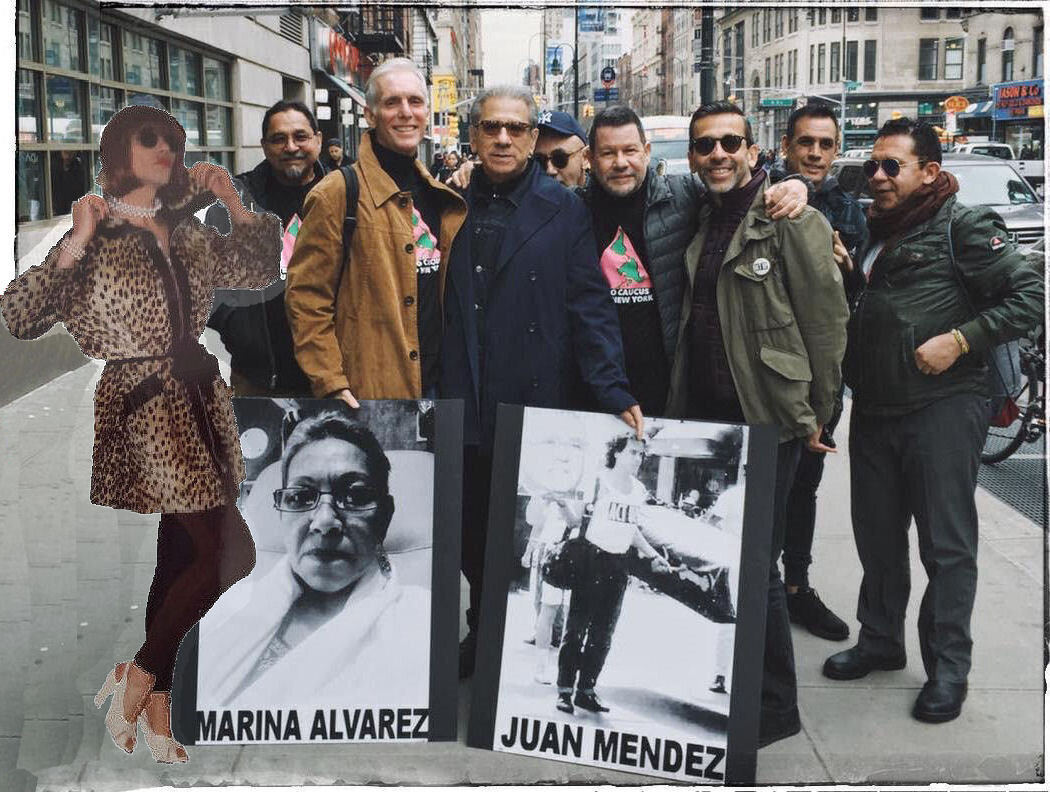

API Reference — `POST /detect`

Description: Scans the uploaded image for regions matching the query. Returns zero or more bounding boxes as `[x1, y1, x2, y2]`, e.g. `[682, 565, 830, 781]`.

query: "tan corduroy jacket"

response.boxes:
[286, 132, 467, 399]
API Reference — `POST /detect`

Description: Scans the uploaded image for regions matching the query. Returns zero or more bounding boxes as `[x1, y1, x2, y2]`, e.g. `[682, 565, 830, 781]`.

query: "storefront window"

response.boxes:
[123, 30, 164, 89]
[17, 69, 41, 142]
[47, 76, 86, 143]
[50, 150, 90, 215]
[127, 92, 168, 110]
[90, 84, 123, 143]
[172, 99, 203, 147]
[42, 0, 83, 72]
[18, 151, 46, 223]
[169, 45, 202, 96]
[206, 105, 232, 146]
[88, 19, 117, 81]
[18, 0, 38, 62]
[203, 57, 229, 100]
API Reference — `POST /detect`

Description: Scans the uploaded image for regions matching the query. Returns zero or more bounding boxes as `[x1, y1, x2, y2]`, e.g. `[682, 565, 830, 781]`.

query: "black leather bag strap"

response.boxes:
[341, 163, 360, 267]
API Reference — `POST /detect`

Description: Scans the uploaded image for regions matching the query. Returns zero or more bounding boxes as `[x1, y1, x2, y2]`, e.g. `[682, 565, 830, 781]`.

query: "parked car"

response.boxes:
[830, 153, 1044, 249]
[953, 141, 1043, 193]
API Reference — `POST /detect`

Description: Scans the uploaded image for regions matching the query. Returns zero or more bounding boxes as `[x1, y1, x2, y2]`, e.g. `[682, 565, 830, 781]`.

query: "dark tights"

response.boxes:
[135, 503, 255, 691]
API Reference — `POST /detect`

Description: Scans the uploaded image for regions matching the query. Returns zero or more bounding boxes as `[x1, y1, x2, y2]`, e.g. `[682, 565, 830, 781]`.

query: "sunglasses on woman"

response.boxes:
[136, 125, 181, 151]
[473, 119, 534, 138]
[862, 158, 925, 178]
[273, 483, 381, 513]
[689, 134, 748, 156]
[534, 145, 585, 170]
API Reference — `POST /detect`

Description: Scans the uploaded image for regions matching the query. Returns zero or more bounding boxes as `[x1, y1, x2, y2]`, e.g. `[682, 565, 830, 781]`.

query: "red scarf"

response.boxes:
[867, 170, 959, 242]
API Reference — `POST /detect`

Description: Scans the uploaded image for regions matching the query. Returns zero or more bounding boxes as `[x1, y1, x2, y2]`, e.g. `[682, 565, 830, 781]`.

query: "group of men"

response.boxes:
[206, 56, 1042, 745]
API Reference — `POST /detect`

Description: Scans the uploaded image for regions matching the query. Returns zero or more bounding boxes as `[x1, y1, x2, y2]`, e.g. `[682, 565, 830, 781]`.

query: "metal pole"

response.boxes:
[840, 13, 847, 137]
[574, 7, 579, 118]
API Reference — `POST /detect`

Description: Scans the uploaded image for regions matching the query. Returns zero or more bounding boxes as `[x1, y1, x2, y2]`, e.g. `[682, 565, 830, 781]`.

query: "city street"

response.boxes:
[0, 347, 1042, 789]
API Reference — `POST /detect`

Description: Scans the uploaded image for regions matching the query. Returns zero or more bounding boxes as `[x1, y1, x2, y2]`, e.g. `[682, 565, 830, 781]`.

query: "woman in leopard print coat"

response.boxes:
[2, 105, 281, 762]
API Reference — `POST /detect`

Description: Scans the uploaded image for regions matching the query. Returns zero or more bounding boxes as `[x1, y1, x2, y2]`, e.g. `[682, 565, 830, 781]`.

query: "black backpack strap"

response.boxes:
[340, 163, 360, 265]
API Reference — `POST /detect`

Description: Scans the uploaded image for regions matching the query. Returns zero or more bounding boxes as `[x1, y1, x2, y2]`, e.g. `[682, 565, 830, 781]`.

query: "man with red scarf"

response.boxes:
[823, 118, 1043, 723]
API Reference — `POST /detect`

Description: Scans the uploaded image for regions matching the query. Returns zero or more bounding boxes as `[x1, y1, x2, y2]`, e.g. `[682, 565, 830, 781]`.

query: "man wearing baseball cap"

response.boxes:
[535, 110, 590, 188]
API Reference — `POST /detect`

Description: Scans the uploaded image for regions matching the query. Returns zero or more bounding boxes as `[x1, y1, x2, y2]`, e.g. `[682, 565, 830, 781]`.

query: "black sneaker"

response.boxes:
[574, 691, 610, 713]
[459, 632, 477, 679]
[556, 692, 574, 714]
[787, 587, 850, 641]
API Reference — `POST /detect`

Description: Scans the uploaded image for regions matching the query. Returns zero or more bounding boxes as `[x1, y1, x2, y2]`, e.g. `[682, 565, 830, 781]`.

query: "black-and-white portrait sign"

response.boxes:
[468, 406, 777, 784]
[172, 398, 462, 744]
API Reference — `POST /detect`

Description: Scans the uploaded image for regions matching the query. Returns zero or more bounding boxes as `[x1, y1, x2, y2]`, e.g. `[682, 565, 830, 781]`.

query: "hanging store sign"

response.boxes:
[311, 17, 361, 86]
[993, 79, 1044, 121]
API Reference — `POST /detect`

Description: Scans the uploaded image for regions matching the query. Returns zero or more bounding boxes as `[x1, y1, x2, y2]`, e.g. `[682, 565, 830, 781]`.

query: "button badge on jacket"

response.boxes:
[751, 257, 772, 276]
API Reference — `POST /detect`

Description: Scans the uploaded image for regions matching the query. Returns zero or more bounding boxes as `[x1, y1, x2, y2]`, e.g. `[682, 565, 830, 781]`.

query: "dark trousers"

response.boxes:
[135, 504, 255, 690]
[556, 545, 629, 693]
[762, 438, 803, 726]
[462, 445, 492, 634]
[849, 393, 987, 683]
[782, 393, 843, 588]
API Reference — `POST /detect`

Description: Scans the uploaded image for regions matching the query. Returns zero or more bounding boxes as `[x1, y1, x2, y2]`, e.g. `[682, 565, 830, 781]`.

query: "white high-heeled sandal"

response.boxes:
[94, 662, 154, 754]
[138, 692, 189, 764]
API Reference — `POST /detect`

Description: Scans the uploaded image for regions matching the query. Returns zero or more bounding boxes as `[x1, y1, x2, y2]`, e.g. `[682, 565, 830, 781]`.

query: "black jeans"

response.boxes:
[136, 504, 255, 690]
[762, 438, 803, 727]
[462, 445, 492, 635]
[556, 544, 629, 693]
[849, 393, 987, 683]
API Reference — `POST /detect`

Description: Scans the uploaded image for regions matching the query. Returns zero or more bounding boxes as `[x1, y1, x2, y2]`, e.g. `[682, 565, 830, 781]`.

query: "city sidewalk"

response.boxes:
[0, 357, 1043, 791]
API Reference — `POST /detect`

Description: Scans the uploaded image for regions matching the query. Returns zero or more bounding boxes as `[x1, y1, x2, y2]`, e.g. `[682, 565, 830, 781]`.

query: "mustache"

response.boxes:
[279, 151, 309, 162]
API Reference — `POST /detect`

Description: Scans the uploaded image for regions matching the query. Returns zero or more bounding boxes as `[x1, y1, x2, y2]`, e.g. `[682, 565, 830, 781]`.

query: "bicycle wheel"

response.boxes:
[982, 357, 1040, 464]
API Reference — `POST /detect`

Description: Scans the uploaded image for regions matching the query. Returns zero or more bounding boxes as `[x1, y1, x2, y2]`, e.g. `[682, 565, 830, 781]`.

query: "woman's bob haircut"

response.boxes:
[97, 104, 190, 201]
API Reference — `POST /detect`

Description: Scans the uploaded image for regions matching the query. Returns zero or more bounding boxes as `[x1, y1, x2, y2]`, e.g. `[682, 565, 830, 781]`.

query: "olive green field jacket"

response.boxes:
[667, 175, 850, 441]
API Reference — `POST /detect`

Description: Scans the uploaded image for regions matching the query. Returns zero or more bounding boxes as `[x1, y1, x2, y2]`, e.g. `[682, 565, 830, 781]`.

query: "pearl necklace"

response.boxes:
[106, 196, 163, 220]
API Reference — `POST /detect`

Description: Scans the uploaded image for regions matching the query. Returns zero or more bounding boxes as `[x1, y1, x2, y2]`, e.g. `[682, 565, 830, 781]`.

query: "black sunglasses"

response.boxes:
[690, 134, 748, 156]
[136, 125, 180, 151]
[863, 157, 926, 178]
[534, 145, 585, 170]
[473, 119, 534, 138]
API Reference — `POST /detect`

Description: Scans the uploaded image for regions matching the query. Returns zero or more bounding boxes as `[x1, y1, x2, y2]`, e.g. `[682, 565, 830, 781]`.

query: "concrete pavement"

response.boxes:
[0, 352, 1043, 791]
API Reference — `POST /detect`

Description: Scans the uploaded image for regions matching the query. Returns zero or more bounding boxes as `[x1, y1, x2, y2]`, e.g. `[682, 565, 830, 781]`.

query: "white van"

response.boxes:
[640, 115, 692, 175]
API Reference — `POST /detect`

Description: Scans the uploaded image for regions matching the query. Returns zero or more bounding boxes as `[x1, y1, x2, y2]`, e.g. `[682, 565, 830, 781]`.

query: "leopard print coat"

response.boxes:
[2, 188, 281, 514]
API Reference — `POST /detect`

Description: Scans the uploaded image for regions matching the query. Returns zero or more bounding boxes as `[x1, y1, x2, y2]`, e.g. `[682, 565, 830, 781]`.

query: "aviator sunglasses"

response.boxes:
[135, 125, 181, 150]
[473, 119, 534, 138]
[690, 134, 748, 156]
[534, 145, 585, 170]
[863, 157, 926, 178]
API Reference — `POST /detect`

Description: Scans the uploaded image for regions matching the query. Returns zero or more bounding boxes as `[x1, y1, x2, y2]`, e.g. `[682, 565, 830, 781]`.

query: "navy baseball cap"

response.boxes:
[537, 110, 588, 145]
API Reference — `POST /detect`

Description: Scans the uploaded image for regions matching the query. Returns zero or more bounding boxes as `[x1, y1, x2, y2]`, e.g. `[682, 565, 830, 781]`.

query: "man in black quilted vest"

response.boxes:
[578, 106, 810, 415]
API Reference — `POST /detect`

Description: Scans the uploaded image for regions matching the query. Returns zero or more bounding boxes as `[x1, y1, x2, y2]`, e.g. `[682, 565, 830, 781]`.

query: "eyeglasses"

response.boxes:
[473, 119, 534, 138]
[136, 125, 180, 151]
[534, 145, 585, 170]
[863, 158, 926, 178]
[264, 131, 317, 147]
[273, 484, 382, 513]
[795, 135, 837, 151]
[689, 134, 748, 156]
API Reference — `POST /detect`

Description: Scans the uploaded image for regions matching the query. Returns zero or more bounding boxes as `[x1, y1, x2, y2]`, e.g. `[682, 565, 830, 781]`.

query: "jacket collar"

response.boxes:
[356, 131, 461, 209]
[242, 159, 327, 206]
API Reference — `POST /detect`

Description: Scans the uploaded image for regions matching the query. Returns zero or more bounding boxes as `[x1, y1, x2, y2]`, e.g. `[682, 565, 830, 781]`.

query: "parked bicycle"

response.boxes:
[982, 329, 1046, 465]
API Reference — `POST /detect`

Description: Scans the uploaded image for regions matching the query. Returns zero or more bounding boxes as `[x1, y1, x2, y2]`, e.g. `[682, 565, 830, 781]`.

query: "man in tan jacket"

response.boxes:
[286, 58, 467, 403]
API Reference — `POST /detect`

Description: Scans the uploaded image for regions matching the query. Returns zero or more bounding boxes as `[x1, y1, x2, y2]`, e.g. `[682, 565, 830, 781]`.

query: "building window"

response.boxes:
[765, 57, 770, 87]
[818, 8, 826, 26]
[763, 9, 771, 43]
[43, 0, 83, 72]
[17, 68, 41, 142]
[18, 0, 39, 62]
[789, 9, 798, 34]
[831, 8, 841, 24]
[865, 8, 878, 22]
[944, 38, 963, 80]
[123, 30, 165, 89]
[977, 37, 987, 83]
[735, 22, 745, 87]
[168, 45, 202, 97]
[775, 9, 783, 38]
[47, 75, 86, 143]
[846, 40, 858, 81]
[722, 29, 732, 82]
[90, 83, 122, 143]
[1035, 26, 1043, 78]
[1002, 27, 1014, 82]
[863, 40, 877, 82]
[945, 8, 962, 19]
[830, 41, 840, 82]
[919, 38, 938, 80]
[752, 13, 759, 47]
[847, 7, 859, 23]
[810, 44, 815, 84]
[818, 43, 826, 84]
[88, 19, 117, 81]
[920, 9, 940, 20]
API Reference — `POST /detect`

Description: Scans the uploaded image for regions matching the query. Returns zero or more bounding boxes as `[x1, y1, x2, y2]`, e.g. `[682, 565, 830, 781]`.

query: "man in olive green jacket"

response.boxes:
[666, 101, 848, 748]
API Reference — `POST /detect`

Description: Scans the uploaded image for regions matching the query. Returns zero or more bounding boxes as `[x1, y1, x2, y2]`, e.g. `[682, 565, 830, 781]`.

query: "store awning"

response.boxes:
[319, 72, 367, 108]
[957, 101, 993, 119]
